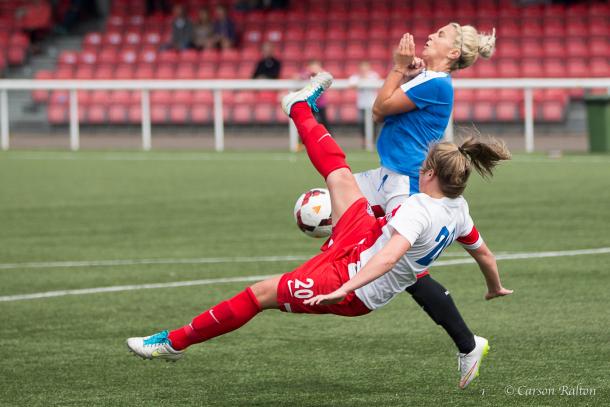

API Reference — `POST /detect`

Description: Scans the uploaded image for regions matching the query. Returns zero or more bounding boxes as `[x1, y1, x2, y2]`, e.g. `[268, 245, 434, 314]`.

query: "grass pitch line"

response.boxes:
[1, 247, 609, 302]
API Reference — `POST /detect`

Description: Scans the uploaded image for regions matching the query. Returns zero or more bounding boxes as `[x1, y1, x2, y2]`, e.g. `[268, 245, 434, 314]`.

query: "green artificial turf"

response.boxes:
[0, 150, 608, 406]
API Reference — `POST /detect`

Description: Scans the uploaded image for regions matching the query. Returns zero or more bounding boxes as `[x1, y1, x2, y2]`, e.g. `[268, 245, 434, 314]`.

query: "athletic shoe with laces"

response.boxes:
[281, 71, 333, 116]
[458, 335, 489, 389]
[126, 330, 184, 362]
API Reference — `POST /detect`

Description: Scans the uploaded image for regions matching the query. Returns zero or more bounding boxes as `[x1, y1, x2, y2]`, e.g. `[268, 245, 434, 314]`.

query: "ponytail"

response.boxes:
[424, 135, 510, 198]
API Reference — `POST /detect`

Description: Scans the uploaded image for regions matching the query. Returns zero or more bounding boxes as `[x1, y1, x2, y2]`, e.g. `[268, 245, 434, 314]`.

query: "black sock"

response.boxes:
[406, 275, 476, 354]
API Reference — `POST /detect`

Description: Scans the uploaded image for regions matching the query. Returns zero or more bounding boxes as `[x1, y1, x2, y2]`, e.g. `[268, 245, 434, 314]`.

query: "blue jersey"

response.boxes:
[376, 70, 454, 178]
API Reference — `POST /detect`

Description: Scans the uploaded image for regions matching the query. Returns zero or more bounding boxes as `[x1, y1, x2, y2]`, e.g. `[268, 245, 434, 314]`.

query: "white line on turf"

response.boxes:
[4, 153, 610, 164]
[0, 255, 311, 270]
[1, 247, 609, 302]
[0, 252, 471, 271]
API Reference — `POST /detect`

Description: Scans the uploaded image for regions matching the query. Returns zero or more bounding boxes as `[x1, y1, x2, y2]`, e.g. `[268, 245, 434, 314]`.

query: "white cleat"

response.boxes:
[281, 71, 333, 116]
[458, 335, 490, 389]
[126, 330, 184, 362]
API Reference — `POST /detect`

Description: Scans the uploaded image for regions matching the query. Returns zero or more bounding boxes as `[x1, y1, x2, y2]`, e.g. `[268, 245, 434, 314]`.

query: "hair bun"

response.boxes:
[477, 27, 496, 59]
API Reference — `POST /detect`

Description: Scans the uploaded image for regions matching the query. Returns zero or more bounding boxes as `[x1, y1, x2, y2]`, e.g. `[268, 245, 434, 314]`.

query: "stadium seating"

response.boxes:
[34, 0, 609, 125]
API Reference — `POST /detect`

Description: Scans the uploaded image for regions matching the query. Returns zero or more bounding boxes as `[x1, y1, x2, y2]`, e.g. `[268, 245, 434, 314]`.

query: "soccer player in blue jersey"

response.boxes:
[354, 24, 501, 364]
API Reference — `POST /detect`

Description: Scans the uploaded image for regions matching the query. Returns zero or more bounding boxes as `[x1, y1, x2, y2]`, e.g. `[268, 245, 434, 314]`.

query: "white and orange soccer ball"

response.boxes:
[293, 188, 332, 238]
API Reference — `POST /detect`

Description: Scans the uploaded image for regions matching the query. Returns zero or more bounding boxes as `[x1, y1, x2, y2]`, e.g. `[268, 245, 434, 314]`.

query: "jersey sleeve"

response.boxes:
[400, 76, 450, 110]
[456, 214, 484, 250]
[388, 197, 430, 245]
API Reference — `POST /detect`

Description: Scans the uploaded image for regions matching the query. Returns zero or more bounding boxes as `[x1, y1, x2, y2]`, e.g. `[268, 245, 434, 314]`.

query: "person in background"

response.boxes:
[252, 42, 281, 79]
[192, 8, 214, 50]
[166, 4, 193, 50]
[146, 0, 170, 15]
[212, 5, 236, 49]
[298, 60, 329, 127]
[15, 0, 52, 51]
[348, 61, 381, 147]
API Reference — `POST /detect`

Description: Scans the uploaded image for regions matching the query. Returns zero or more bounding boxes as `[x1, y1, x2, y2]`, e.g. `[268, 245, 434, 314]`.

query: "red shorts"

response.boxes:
[277, 198, 381, 317]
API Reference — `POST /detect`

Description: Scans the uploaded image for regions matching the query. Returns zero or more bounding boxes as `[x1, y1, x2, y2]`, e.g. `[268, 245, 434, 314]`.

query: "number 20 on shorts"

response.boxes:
[287, 278, 315, 299]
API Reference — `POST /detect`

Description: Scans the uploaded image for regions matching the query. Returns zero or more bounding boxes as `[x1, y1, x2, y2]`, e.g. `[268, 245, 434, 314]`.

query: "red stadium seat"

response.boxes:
[156, 66, 174, 79]
[473, 102, 494, 122]
[58, 51, 78, 66]
[110, 90, 132, 105]
[128, 106, 142, 124]
[191, 105, 212, 123]
[48, 104, 68, 124]
[7, 47, 26, 65]
[339, 105, 359, 124]
[151, 104, 168, 124]
[566, 21, 587, 37]
[497, 60, 520, 77]
[475, 89, 496, 103]
[591, 58, 610, 77]
[496, 101, 519, 121]
[134, 66, 155, 79]
[173, 90, 192, 105]
[87, 105, 106, 124]
[541, 101, 564, 122]
[521, 60, 544, 77]
[158, 50, 178, 64]
[454, 89, 475, 104]
[80, 50, 98, 65]
[566, 58, 587, 77]
[83, 32, 102, 48]
[193, 91, 213, 106]
[543, 20, 564, 37]
[104, 31, 123, 46]
[476, 61, 497, 77]
[217, 64, 237, 79]
[108, 105, 127, 123]
[453, 103, 471, 122]
[543, 38, 564, 58]
[590, 38, 609, 58]
[231, 105, 251, 124]
[253, 104, 274, 123]
[566, 39, 588, 58]
[115, 65, 134, 79]
[169, 105, 189, 123]
[151, 90, 172, 105]
[544, 59, 566, 77]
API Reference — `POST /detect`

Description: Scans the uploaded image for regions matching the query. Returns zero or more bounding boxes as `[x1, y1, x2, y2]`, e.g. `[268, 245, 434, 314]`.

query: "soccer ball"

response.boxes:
[293, 188, 333, 238]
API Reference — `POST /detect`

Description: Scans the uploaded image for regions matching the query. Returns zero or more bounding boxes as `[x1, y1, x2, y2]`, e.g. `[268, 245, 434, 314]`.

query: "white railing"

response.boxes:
[0, 78, 609, 152]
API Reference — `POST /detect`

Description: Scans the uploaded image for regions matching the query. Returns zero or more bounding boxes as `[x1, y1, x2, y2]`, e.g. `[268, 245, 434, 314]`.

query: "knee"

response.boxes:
[250, 278, 279, 310]
[326, 168, 354, 189]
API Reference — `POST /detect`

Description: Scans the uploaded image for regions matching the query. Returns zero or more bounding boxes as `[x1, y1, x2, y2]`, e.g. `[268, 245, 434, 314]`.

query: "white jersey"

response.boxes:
[351, 193, 483, 310]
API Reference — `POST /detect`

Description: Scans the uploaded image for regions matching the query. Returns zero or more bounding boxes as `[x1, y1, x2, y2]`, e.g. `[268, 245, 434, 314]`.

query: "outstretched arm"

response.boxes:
[465, 242, 513, 300]
[304, 232, 411, 306]
[372, 33, 424, 122]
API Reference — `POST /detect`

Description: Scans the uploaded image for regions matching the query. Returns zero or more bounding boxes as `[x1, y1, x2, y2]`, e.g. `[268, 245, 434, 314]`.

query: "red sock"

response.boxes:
[168, 288, 262, 350]
[290, 102, 350, 179]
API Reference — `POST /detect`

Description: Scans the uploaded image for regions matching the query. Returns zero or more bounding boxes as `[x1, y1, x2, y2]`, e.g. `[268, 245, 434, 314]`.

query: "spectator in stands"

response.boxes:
[212, 6, 236, 49]
[252, 42, 281, 79]
[298, 60, 329, 127]
[166, 4, 194, 50]
[349, 61, 381, 147]
[192, 9, 214, 50]
[146, 0, 170, 15]
[15, 0, 52, 51]
[53, 0, 99, 34]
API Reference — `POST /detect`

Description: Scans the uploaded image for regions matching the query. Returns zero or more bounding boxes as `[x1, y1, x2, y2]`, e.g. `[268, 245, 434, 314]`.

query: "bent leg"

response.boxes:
[290, 101, 364, 222]
[168, 277, 281, 350]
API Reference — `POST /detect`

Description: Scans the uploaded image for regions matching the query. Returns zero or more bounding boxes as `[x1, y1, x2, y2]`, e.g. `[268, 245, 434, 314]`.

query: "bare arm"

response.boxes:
[372, 33, 424, 123]
[304, 233, 412, 306]
[465, 242, 513, 300]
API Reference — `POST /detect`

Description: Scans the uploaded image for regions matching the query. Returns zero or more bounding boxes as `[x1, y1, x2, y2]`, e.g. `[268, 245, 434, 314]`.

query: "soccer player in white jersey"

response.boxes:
[354, 24, 499, 362]
[127, 73, 512, 389]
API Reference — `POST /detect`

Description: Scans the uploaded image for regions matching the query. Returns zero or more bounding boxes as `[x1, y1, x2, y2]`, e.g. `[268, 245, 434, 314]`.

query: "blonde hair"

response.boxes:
[422, 135, 511, 198]
[450, 23, 496, 71]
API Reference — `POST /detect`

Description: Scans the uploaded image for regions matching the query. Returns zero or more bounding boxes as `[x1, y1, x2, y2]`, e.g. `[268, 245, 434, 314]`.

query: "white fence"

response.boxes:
[0, 78, 609, 152]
